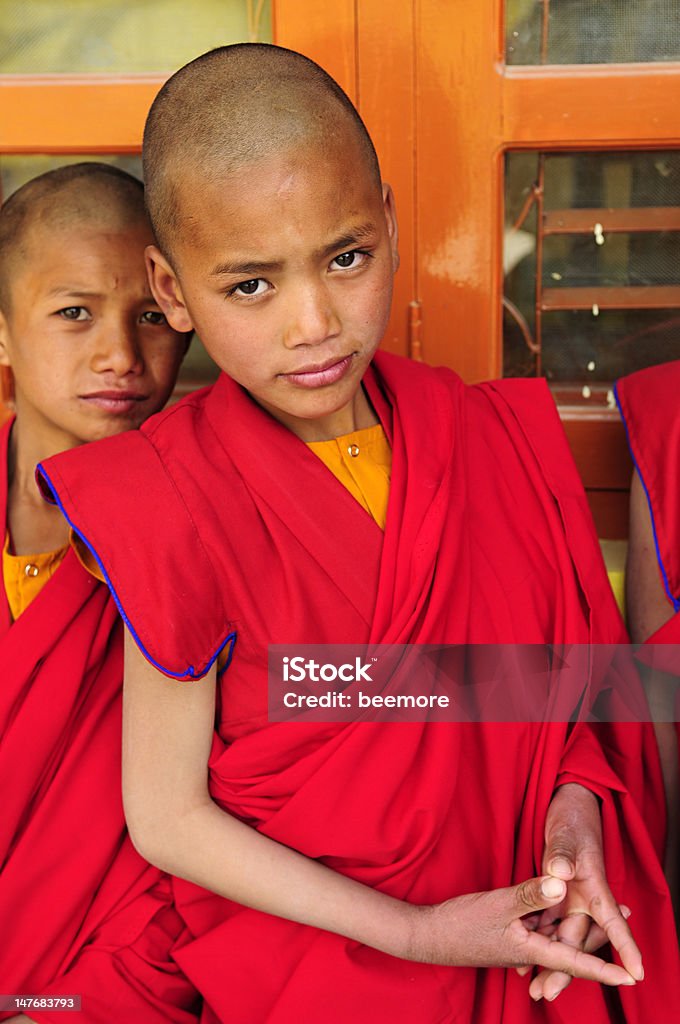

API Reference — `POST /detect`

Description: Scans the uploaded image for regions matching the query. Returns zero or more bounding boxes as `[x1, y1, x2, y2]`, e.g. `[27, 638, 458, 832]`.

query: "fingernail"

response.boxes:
[622, 977, 637, 986]
[541, 876, 566, 899]
[637, 966, 644, 981]
[548, 857, 572, 878]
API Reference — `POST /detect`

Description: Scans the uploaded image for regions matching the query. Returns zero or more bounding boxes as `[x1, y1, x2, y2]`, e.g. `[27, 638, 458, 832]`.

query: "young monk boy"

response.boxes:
[0, 163, 199, 1024]
[38, 47, 680, 1022]
[616, 361, 680, 911]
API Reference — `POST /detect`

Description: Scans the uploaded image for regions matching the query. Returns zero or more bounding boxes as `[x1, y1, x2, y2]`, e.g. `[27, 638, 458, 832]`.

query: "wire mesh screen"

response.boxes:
[503, 151, 680, 394]
[507, 0, 680, 65]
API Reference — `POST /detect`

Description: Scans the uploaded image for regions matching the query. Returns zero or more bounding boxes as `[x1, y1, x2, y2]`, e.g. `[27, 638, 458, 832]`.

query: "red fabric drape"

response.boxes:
[0, 418, 198, 1024]
[40, 354, 679, 1022]
[617, 360, 680, 762]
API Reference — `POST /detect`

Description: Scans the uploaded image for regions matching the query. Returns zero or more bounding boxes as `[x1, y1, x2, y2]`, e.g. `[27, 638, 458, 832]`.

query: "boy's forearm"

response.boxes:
[133, 796, 417, 959]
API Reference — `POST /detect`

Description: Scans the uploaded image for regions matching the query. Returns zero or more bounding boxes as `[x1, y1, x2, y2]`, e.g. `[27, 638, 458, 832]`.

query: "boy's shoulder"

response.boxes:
[616, 358, 680, 436]
[138, 379, 217, 444]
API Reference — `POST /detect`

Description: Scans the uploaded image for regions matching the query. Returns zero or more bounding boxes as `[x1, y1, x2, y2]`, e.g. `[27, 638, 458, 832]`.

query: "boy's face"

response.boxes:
[0, 219, 187, 453]
[148, 136, 399, 440]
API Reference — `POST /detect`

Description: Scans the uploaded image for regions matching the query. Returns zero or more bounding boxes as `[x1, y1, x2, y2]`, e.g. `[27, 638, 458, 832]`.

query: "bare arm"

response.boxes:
[122, 628, 416, 958]
[626, 470, 679, 901]
[121, 628, 637, 984]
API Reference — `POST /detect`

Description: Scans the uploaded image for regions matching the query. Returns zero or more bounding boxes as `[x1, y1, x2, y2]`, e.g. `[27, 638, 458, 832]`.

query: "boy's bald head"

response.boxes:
[0, 163, 147, 314]
[143, 43, 382, 261]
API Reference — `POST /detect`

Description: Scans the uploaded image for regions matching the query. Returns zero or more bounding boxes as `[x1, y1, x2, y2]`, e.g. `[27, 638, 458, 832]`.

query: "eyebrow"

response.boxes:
[45, 287, 104, 300]
[45, 287, 159, 305]
[210, 221, 378, 278]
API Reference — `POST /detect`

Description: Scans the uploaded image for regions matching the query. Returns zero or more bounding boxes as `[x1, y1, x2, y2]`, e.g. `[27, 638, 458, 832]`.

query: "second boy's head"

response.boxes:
[143, 44, 399, 440]
[0, 163, 188, 454]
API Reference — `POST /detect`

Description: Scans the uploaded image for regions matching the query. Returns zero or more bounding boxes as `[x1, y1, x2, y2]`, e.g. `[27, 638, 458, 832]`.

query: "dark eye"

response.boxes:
[58, 306, 90, 321]
[141, 310, 167, 325]
[227, 278, 269, 299]
[334, 252, 357, 268]
[237, 280, 261, 295]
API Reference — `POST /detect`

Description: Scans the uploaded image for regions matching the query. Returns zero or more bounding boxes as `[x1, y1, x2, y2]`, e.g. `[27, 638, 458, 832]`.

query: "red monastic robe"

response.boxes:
[39, 354, 679, 1023]
[616, 360, 680, 737]
[0, 419, 199, 1024]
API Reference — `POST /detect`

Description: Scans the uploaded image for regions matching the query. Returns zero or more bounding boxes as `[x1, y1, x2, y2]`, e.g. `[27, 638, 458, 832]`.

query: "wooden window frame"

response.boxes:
[274, 0, 680, 537]
[2, 2, 678, 533]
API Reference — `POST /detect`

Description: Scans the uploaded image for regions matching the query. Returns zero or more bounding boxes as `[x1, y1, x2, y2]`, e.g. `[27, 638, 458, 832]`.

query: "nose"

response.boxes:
[282, 280, 340, 349]
[90, 318, 143, 376]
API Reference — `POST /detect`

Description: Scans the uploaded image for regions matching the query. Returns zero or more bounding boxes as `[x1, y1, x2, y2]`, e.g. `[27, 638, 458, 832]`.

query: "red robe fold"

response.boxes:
[0, 419, 198, 1024]
[616, 361, 680, 739]
[39, 354, 679, 1023]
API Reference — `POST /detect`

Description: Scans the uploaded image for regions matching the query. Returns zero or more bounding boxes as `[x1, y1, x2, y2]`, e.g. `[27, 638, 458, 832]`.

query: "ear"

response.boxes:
[145, 245, 195, 333]
[382, 183, 400, 274]
[0, 311, 12, 368]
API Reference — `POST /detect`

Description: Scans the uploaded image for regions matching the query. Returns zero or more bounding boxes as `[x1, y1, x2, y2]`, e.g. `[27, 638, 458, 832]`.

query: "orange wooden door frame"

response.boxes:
[274, 0, 680, 378]
[273, 0, 416, 360]
[3, 8, 677, 375]
[274, 0, 680, 536]
[3, 6, 677, 532]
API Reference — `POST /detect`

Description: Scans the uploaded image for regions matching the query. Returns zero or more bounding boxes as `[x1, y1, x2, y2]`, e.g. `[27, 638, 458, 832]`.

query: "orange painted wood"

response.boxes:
[356, 0, 415, 357]
[0, 75, 165, 152]
[274, 0, 415, 358]
[584, 490, 629, 540]
[272, 0, 356, 100]
[542, 285, 680, 311]
[560, 412, 632, 490]
[562, 413, 632, 538]
[544, 207, 680, 234]
[415, 0, 505, 381]
[503, 64, 680, 147]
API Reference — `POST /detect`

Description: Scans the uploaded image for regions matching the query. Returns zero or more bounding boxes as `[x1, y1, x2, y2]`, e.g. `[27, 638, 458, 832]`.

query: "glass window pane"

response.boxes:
[0, 153, 219, 388]
[506, 0, 680, 65]
[0, 0, 271, 75]
[503, 150, 680, 400]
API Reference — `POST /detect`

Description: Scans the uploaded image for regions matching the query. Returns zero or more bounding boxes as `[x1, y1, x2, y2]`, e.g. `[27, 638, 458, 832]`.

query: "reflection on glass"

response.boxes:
[0, 154, 219, 388]
[506, 0, 680, 65]
[504, 151, 680, 395]
[0, 0, 271, 74]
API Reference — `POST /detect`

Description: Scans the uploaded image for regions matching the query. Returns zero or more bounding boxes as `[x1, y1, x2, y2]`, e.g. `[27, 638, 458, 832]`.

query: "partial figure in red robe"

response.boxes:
[616, 360, 680, 914]
[39, 47, 680, 1023]
[0, 164, 198, 1024]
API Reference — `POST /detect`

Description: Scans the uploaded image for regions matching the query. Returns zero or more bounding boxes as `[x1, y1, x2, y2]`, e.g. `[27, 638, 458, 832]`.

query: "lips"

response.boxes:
[80, 390, 149, 414]
[282, 354, 354, 389]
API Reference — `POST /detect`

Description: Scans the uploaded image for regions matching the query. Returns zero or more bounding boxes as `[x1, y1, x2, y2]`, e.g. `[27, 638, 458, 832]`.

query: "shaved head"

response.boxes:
[143, 43, 381, 262]
[0, 163, 147, 314]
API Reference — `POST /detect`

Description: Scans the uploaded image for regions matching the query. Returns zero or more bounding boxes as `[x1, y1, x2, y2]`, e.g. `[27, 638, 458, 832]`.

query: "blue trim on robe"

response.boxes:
[36, 461, 237, 680]
[614, 381, 680, 613]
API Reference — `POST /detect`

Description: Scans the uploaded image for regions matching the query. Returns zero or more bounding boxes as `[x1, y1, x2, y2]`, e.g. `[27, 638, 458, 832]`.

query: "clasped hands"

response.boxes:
[408, 782, 641, 1001]
[518, 781, 642, 1002]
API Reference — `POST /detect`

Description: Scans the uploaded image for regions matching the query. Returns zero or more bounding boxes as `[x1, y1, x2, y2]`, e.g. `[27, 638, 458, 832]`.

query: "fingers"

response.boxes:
[510, 875, 566, 920]
[526, 906, 633, 1002]
[585, 892, 643, 981]
[528, 912, 590, 1002]
[543, 783, 601, 879]
[515, 924, 638, 987]
[560, 858, 643, 981]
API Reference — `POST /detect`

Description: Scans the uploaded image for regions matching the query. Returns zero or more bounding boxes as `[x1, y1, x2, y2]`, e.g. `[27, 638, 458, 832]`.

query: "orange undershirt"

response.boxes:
[3, 424, 392, 622]
[307, 423, 391, 529]
[2, 533, 70, 620]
